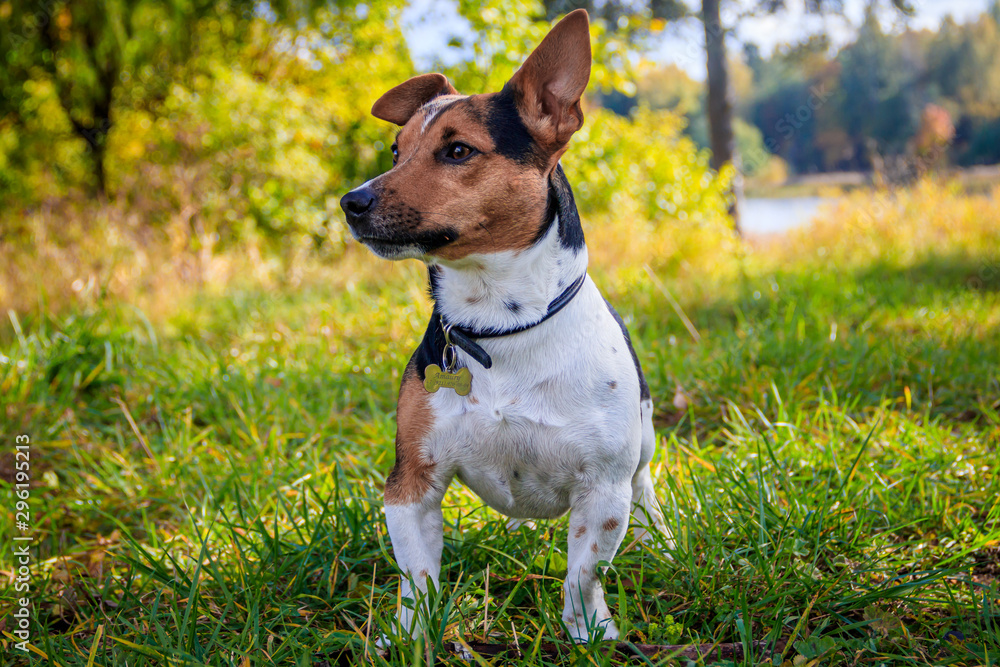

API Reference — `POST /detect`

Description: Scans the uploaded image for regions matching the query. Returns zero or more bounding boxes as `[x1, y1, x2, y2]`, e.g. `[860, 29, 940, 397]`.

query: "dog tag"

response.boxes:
[423, 364, 473, 396]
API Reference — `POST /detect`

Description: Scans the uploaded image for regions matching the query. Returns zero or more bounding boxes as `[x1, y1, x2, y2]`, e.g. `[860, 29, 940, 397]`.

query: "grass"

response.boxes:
[1, 181, 999, 666]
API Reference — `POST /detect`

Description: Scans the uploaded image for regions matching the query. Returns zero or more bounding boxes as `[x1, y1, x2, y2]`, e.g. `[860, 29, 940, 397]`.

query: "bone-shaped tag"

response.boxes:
[423, 364, 472, 396]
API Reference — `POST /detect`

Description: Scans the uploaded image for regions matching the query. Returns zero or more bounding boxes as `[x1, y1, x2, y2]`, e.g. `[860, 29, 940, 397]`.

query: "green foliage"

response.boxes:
[114, 5, 413, 248]
[566, 106, 731, 222]
[0, 0, 728, 259]
[447, 0, 636, 95]
[743, 4, 1000, 173]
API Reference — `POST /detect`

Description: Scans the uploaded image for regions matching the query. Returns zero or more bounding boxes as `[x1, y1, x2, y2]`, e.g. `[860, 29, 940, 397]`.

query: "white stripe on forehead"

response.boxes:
[420, 95, 466, 133]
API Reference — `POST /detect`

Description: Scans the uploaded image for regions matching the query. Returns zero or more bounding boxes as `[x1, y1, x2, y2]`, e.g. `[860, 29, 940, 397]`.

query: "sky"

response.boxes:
[401, 0, 994, 79]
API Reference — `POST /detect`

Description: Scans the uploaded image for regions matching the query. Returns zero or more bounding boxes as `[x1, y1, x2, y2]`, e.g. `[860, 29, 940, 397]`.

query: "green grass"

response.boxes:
[1, 206, 999, 666]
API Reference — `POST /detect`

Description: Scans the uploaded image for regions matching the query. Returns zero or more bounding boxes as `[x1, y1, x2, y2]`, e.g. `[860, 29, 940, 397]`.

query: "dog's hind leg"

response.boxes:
[630, 398, 671, 546]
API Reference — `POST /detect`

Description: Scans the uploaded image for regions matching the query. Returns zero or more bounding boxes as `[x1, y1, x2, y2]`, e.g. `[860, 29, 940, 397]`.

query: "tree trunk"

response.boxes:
[703, 0, 742, 235]
[40, 12, 115, 199]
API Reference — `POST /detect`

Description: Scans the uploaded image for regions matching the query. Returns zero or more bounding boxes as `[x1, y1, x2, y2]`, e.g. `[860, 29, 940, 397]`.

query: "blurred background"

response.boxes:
[2, 0, 999, 315]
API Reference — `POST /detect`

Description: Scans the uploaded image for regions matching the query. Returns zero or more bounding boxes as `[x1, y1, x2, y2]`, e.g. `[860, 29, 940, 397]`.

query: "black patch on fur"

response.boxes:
[530, 165, 586, 250]
[603, 299, 651, 401]
[505, 300, 521, 313]
[549, 164, 586, 250]
[412, 308, 447, 381]
[486, 86, 538, 165]
[427, 265, 442, 302]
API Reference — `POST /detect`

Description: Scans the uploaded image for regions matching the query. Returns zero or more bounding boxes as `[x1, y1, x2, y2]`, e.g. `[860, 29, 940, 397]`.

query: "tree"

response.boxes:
[0, 0, 325, 198]
[539, 0, 917, 235]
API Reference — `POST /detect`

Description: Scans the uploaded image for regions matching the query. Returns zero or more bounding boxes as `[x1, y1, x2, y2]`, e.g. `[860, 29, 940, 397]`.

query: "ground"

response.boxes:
[0, 182, 998, 665]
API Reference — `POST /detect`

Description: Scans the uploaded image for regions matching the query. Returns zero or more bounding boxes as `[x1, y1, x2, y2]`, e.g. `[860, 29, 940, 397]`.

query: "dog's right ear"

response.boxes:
[371, 73, 458, 125]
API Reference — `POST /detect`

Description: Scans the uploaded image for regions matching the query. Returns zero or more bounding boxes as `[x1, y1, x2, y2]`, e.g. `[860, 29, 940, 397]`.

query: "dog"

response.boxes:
[340, 9, 668, 643]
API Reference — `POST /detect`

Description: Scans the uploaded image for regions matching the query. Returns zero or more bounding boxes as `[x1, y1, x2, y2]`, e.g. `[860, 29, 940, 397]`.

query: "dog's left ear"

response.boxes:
[372, 73, 459, 125]
[506, 9, 591, 151]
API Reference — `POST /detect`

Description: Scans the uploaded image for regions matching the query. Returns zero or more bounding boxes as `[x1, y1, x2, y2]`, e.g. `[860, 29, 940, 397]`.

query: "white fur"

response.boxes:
[382, 216, 670, 643]
[420, 94, 467, 133]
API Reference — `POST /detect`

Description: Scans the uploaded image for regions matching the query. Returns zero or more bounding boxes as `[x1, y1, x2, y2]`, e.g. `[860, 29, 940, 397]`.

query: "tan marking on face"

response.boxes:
[591, 541, 599, 553]
[371, 94, 550, 261]
[384, 360, 436, 505]
[602, 517, 620, 532]
[574, 525, 587, 539]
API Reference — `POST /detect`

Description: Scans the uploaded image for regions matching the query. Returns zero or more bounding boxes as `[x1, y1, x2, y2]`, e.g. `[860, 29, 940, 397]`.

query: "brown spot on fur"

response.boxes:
[574, 525, 587, 539]
[608, 381, 617, 390]
[602, 517, 620, 532]
[418, 569, 428, 578]
[384, 360, 436, 505]
[467, 395, 479, 404]
[591, 542, 599, 553]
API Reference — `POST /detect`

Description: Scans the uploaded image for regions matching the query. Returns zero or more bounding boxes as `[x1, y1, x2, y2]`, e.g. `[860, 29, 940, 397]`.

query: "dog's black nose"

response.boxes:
[340, 187, 377, 223]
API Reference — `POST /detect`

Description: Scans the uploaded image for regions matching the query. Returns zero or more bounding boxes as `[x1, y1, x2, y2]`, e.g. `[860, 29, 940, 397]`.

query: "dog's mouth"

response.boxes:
[354, 234, 427, 260]
[350, 225, 461, 260]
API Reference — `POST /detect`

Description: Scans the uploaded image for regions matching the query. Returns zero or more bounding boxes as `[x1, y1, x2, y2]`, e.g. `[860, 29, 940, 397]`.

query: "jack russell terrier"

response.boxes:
[340, 8, 669, 643]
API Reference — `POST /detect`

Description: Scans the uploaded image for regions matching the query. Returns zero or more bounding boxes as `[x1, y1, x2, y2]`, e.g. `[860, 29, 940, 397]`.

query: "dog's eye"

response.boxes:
[444, 143, 475, 163]
[391, 144, 399, 165]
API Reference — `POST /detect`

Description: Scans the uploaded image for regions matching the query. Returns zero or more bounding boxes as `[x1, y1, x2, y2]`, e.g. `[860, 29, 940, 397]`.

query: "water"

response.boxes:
[741, 197, 831, 235]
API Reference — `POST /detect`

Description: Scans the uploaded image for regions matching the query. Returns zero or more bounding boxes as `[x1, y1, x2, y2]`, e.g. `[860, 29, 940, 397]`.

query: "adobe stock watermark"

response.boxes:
[11, 434, 33, 653]
[741, 82, 835, 176]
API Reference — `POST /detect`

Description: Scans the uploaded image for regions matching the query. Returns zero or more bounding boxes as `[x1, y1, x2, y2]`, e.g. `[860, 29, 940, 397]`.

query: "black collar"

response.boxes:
[441, 272, 587, 369]
[413, 273, 587, 377]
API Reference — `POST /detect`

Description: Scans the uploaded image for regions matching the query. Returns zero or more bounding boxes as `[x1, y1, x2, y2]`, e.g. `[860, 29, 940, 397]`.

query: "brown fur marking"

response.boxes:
[591, 542, 599, 553]
[505, 9, 591, 152]
[372, 73, 458, 126]
[602, 517, 620, 532]
[372, 94, 550, 260]
[384, 359, 436, 505]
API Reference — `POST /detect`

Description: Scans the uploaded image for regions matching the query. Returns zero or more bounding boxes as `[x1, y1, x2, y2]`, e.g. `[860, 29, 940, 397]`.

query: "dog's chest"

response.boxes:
[436, 369, 596, 518]
[424, 289, 643, 519]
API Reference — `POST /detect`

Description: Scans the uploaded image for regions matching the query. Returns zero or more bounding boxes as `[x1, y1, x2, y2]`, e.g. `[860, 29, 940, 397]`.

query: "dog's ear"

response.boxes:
[372, 73, 458, 125]
[506, 9, 591, 150]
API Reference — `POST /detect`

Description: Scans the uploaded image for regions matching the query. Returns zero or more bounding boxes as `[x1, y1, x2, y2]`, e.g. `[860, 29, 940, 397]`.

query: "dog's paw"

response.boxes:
[505, 518, 537, 531]
[565, 615, 619, 643]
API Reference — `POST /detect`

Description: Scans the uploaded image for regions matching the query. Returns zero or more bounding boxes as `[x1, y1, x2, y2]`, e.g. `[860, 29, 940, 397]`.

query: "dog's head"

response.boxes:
[340, 9, 591, 262]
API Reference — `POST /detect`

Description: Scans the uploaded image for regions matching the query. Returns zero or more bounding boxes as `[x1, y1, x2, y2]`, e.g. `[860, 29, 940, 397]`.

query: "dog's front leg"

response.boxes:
[563, 485, 631, 642]
[384, 490, 446, 639]
[381, 363, 450, 642]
